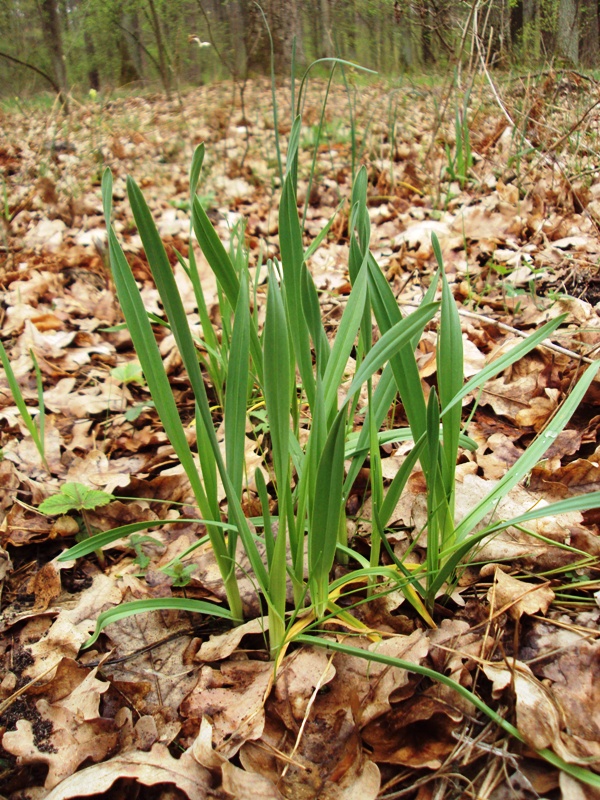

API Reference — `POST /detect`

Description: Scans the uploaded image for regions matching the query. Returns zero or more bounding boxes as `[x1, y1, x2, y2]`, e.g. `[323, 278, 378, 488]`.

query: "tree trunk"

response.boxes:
[580, 0, 599, 66]
[147, 0, 172, 96]
[84, 30, 100, 90]
[319, 0, 333, 58]
[557, 0, 579, 63]
[242, 0, 302, 75]
[40, 0, 68, 107]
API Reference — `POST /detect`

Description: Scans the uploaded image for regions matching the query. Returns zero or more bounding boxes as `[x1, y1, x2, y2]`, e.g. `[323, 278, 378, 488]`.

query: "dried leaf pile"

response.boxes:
[1, 73, 600, 799]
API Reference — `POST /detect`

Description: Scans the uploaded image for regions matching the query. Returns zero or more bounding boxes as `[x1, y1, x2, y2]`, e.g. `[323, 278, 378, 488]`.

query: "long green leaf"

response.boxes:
[367, 253, 431, 447]
[57, 518, 235, 561]
[435, 234, 462, 503]
[441, 314, 567, 417]
[225, 276, 251, 499]
[191, 195, 239, 305]
[263, 264, 291, 490]
[322, 255, 368, 415]
[309, 407, 347, 618]
[103, 171, 244, 619]
[301, 263, 330, 378]
[279, 116, 315, 408]
[0, 342, 47, 468]
[123, 176, 270, 602]
[344, 302, 439, 401]
[83, 598, 234, 649]
[454, 360, 600, 544]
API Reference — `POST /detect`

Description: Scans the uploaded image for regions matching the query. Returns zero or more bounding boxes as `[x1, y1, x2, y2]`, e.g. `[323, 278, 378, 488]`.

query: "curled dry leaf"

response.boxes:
[483, 660, 562, 751]
[195, 617, 267, 662]
[487, 566, 555, 620]
[20, 573, 123, 677]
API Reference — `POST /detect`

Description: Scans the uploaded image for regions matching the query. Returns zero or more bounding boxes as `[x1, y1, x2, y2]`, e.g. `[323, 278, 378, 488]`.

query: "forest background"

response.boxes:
[1, 0, 599, 102]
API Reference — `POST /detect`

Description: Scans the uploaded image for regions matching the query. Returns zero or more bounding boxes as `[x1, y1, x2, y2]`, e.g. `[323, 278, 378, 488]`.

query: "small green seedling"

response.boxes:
[161, 560, 197, 587]
[129, 533, 163, 572]
[111, 361, 145, 385]
[40, 482, 115, 567]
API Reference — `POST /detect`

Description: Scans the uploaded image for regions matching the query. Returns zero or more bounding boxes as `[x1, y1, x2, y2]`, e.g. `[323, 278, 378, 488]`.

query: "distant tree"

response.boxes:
[240, 0, 303, 74]
[40, 0, 68, 106]
[579, 0, 599, 65]
[557, 0, 579, 63]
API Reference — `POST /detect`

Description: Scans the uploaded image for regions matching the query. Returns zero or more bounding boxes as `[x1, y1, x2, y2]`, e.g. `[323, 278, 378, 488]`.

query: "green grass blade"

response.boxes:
[302, 63, 337, 230]
[123, 176, 270, 602]
[192, 195, 239, 305]
[255, 468, 274, 566]
[425, 388, 442, 583]
[263, 263, 291, 490]
[454, 360, 600, 543]
[441, 314, 567, 417]
[225, 275, 251, 499]
[343, 363, 397, 495]
[279, 116, 315, 409]
[350, 167, 370, 261]
[301, 262, 330, 379]
[57, 518, 236, 561]
[380, 436, 427, 529]
[83, 598, 234, 649]
[189, 143, 204, 198]
[434, 234, 462, 504]
[31, 349, 45, 456]
[344, 303, 439, 401]
[303, 199, 345, 261]
[0, 343, 47, 468]
[175, 247, 224, 406]
[322, 255, 368, 415]
[196, 404, 219, 520]
[309, 406, 347, 618]
[104, 172, 242, 620]
[481, 490, 600, 536]
[367, 253, 430, 446]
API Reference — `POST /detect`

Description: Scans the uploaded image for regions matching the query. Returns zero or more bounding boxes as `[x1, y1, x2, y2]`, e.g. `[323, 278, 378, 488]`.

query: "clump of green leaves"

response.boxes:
[47, 70, 600, 792]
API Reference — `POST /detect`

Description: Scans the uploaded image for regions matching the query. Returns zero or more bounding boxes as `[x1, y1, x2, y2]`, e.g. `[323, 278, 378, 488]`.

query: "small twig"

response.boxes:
[280, 650, 335, 779]
[0, 659, 62, 717]
[457, 307, 597, 365]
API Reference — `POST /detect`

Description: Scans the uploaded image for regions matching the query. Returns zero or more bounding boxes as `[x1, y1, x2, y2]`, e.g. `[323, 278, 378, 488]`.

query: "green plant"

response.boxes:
[58, 141, 600, 636]
[0, 344, 48, 471]
[49, 77, 600, 789]
[445, 97, 473, 188]
[40, 482, 115, 567]
[129, 533, 163, 572]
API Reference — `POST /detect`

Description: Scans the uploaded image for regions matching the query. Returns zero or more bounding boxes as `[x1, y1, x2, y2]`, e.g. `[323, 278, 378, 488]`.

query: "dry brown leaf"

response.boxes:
[222, 760, 286, 799]
[181, 660, 273, 758]
[196, 617, 267, 662]
[487, 567, 555, 620]
[2, 667, 117, 789]
[41, 743, 212, 800]
[541, 639, 600, 746]
[483, 660, 561, 751]
[99, 602, 197, 714]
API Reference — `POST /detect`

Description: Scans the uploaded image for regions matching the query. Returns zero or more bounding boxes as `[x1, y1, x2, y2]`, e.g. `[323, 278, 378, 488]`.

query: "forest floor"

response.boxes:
[1, 71, 600, 800]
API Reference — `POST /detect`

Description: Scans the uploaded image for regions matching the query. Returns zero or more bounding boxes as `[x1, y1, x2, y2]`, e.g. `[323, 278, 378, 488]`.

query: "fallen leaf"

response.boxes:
[41, 743, 212, 800]
[2, 667, 118, 789]
[483, 660, 561, 751]
[487, 567, 555, 620]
